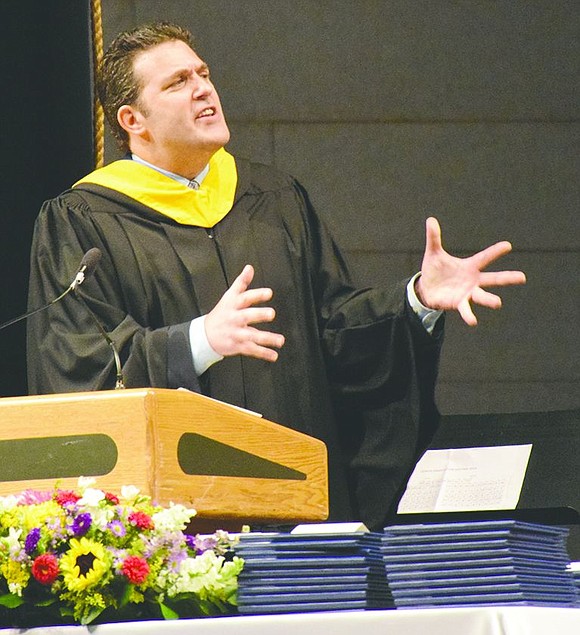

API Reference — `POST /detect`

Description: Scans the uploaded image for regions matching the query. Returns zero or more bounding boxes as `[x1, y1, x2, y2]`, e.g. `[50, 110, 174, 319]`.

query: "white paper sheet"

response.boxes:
[291, 522, 369, 534]
[397, 444, 533, 514]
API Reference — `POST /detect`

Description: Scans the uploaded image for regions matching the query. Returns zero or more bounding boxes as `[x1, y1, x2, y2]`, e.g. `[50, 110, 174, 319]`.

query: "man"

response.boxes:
[27, 22, 525, 529]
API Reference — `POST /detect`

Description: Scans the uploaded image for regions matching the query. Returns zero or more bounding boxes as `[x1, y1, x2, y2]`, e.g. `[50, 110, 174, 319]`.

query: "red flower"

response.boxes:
[121, 555, 150, 585]
[128, 511, 154, 531]
[105, 492, 120, 505]
[55, 490, 81, 506]
[31, 554, 59, 585]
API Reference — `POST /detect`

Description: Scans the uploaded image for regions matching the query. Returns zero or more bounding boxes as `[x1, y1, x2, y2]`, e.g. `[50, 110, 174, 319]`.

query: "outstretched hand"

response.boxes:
[415, 217, 526, 326]
[205, 264, 285, 361]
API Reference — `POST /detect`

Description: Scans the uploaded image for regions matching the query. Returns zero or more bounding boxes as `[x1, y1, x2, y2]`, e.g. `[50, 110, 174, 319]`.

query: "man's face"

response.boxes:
[128, 40, 230, 165]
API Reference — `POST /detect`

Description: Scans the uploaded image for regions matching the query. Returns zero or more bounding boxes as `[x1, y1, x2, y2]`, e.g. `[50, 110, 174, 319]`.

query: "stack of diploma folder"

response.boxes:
[381, 520, 579, 608]
[235, 531, 394, 614]
[569, 562, 580, 601]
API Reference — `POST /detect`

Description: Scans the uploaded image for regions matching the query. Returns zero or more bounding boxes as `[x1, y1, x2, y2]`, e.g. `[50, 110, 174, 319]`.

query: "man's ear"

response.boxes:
[117, 104, 146, 137]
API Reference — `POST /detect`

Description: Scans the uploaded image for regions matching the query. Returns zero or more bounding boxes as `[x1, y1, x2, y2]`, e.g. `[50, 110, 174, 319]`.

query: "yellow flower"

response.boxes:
[60, 589, 109, 623]
[21, 501, 64, 533]
[126, 586, 144, 604]
[0, 560, 30, 596]
[0, 509, 20, 529]
[60, 537, 110, 592]
[84, 590, 106, 611]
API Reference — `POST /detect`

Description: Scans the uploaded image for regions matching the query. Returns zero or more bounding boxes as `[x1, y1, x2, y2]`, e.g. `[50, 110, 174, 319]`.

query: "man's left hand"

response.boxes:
[415, 217, 527, 326]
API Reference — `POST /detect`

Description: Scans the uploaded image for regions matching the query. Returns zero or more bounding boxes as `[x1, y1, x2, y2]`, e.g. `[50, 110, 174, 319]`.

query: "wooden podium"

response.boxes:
[0, 388, 328, 524]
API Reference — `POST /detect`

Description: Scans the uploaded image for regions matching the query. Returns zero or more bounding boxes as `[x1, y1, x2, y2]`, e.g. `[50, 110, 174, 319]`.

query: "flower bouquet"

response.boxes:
[0, 478, 243, 627]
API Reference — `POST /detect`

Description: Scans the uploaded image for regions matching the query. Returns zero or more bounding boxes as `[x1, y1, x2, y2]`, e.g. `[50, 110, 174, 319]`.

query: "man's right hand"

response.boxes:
[204, 264, 285, 362]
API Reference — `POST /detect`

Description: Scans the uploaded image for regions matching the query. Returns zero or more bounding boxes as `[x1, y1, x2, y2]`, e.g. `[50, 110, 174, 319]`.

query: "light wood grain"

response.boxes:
[0, 389, 328, 522]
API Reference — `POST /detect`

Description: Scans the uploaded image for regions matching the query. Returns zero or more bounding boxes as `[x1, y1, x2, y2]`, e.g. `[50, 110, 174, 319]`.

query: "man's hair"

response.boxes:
[97, 22, 194, 151]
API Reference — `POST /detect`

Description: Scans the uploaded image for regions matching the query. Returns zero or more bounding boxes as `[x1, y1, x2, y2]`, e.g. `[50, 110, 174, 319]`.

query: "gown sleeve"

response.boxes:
[26, 192, 201, 395]
[295, 181, 444, 529]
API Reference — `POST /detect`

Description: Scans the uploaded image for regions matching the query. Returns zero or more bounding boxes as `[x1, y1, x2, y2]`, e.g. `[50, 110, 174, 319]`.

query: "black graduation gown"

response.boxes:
[27, 156, 444, 529]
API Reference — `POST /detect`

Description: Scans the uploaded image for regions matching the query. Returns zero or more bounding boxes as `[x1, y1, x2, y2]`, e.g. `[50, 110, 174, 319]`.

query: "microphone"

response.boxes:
[70, 247, 102, 291]
[0, 248, 103, 331]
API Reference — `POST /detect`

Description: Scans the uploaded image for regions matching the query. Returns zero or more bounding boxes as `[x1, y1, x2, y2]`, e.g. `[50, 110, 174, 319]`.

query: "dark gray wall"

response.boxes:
[102, 1, 579, 416]
[0, 1, 93, 397]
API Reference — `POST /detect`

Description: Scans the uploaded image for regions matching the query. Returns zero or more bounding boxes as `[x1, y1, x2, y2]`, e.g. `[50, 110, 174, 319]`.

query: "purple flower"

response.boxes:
[70, 512, 92, 536]
[192, 534, 218, 554]
[141, 534, 166, 559]
[167, 547, 188, 571]
[107, 520, 126, 538]
[24, 528, 41, 554]
[46, 517, 67, 544]
[109, 547, 126, 572]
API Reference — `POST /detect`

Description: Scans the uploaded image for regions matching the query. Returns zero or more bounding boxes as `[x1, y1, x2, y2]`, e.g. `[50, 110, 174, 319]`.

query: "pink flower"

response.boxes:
[121, 555, 150, 585]
[17, 490, 52, 505]
[31, 553, 59, 585]
[128, 511, 154, 531]
[55, 490, 81, 506]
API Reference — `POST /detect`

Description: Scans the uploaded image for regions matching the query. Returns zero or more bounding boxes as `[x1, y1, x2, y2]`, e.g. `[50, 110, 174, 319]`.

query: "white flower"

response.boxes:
[89, 505, 115, 530]
[2, 527, 23, 558]
[8, 580, 24, 596]
[120, 485, 140, 501]
[165, 551, 222, 596]
[152, 503, 196, 533]
[77, 476, 97, 490]
[6, 527, 22, 550]
[0, 495, 18, 513]
[78, 487, 106, 507]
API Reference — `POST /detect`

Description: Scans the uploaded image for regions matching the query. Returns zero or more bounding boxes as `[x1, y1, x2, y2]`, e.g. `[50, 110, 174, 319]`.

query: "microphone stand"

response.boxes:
[73, 290, 125, 390]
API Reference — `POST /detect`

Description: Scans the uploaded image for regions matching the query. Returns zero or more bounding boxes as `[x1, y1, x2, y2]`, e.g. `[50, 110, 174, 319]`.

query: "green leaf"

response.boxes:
[81, 605, 105, 625]
[0, 593, 25, 608]
[119, 582, 133, 608]
[159, 601, 180, 620]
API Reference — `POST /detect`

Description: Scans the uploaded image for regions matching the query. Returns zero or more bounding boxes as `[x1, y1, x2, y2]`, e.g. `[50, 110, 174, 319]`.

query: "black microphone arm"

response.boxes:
[67, 248, 126, 390]
[0, 247, 103, 331]
[72, 289, 125, 390]
[1, 247, 125, 390]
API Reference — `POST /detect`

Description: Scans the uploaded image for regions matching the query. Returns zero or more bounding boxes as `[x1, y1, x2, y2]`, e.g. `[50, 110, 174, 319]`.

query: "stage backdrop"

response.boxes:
[0, 1, 94, 397]
[0, 1, 578, 417]
[100, 1, 579, 416]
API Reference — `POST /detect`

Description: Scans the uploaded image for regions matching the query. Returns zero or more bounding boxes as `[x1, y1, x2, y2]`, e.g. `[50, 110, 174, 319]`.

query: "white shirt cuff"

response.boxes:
[189, 315, 224, 376]
[406, 272, 443, 334]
